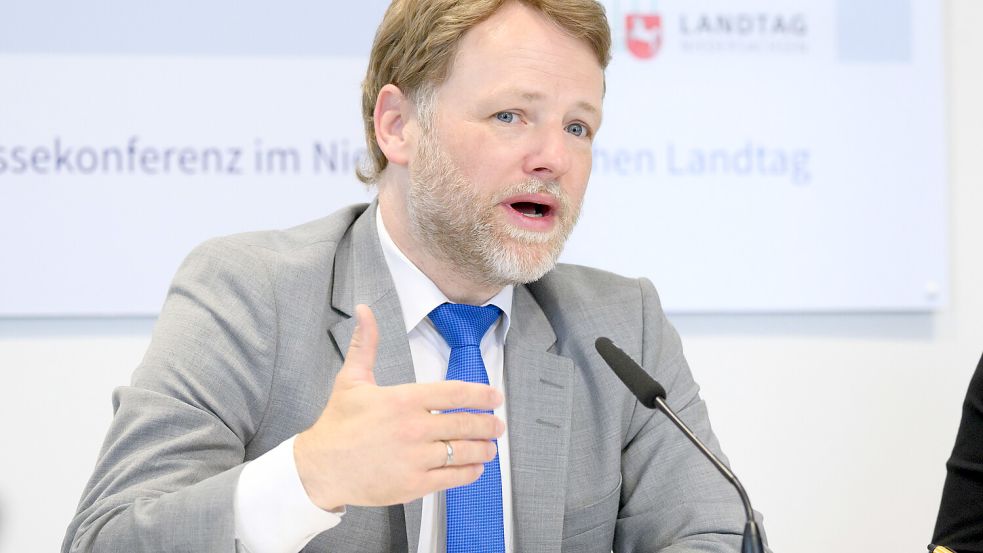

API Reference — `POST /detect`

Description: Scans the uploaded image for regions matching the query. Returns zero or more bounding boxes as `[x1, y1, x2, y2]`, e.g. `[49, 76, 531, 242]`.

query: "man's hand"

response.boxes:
[294, 304, 505, 511]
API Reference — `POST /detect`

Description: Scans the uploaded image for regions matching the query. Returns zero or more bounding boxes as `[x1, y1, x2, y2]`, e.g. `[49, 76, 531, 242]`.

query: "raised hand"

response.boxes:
[294, 304, 505, 510]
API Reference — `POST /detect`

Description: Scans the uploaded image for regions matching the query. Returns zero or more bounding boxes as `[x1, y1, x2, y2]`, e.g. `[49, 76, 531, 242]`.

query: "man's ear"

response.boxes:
[374, 84, 415, 167]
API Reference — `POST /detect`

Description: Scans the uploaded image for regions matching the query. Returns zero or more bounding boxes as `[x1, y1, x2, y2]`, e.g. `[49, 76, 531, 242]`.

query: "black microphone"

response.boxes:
[595, 337, 765, 553]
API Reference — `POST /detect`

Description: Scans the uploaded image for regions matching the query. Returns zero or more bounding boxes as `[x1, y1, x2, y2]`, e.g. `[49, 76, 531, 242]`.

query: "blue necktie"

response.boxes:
[428, 303, 505, 553]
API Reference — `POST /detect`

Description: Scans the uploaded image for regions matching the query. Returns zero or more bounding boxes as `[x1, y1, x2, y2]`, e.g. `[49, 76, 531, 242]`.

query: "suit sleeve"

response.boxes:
[63, 237, 279, 553]
[614, 278, 768, 553]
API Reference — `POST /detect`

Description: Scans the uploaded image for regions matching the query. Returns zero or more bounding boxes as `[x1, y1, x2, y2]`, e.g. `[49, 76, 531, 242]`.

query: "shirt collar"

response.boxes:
[375, 204, 513, 337]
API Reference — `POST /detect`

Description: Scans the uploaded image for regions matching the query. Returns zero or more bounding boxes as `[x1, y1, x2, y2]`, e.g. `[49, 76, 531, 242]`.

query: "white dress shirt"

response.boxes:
[233, 206, 515, 553]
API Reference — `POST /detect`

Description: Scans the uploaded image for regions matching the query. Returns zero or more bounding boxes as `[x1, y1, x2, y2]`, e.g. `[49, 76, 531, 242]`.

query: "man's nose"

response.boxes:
[523, 126, 572, 179]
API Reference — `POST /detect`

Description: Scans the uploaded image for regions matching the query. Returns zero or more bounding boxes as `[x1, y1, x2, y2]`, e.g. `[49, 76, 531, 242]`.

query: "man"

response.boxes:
[65, 1, 765, 552]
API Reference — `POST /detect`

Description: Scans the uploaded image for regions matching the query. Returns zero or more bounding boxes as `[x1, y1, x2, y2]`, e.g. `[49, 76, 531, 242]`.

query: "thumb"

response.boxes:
[338, 304, 379, 386]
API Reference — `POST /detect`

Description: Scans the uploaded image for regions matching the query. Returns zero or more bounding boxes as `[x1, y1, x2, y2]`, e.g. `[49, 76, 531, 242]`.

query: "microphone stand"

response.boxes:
[651, 395, 764, 553]
[595, 337, 764, 553]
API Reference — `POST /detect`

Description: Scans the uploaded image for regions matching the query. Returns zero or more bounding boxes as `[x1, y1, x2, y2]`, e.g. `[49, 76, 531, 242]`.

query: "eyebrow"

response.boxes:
[504, 89, 601, 118]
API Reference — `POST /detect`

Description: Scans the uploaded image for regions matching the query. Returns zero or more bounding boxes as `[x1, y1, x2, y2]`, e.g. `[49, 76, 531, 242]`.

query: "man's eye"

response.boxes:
[495, 112, 517, 123]
[566, 122, 588, 137]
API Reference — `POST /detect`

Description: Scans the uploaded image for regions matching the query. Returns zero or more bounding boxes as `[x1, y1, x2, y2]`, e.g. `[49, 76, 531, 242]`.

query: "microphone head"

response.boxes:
[595, 337, 666, 409]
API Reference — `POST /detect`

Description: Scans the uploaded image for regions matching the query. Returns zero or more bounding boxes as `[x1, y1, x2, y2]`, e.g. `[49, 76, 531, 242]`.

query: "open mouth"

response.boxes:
[501, 193, 559, 230]
[509, 201, 552, 218]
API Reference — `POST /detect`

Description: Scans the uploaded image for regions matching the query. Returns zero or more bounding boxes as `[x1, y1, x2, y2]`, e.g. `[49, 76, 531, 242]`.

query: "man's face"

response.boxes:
[404, 2, 604, 287]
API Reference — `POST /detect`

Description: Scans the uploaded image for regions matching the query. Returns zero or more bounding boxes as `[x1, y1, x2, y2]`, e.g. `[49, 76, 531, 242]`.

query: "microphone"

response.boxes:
[595, 337, 765, 553]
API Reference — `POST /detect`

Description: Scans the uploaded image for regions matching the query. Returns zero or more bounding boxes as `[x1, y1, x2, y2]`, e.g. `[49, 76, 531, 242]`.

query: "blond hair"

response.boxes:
[357, 0, 612, 184]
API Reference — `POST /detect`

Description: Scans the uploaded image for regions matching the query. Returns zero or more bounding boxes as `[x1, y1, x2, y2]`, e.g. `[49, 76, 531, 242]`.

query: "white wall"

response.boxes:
[1, 1, 980, 552]
[676, 1, 983, 550]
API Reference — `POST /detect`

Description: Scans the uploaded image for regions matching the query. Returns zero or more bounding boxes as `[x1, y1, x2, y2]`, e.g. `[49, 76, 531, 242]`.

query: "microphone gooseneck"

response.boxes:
[595, 337, 765, 553]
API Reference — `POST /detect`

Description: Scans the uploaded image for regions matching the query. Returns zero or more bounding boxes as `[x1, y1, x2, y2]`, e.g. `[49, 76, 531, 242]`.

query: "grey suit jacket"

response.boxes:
[64, 202, 761, 552]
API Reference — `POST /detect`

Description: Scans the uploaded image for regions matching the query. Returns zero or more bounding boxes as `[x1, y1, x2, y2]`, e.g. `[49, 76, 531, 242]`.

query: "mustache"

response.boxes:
[493, 178, 566, 205]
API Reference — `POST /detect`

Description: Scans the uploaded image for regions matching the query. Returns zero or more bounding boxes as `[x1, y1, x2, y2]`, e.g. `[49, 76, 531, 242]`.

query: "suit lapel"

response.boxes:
[505, 285, 574, 553]
[327, 201, 422, 552]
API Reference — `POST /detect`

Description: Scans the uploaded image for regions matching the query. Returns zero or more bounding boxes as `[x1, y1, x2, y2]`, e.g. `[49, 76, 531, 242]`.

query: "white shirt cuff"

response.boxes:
[234, 435, 344, 553]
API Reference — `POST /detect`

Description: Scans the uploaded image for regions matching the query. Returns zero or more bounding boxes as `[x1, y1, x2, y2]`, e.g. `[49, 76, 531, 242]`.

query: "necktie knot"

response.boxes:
[428, 303, 502, 349]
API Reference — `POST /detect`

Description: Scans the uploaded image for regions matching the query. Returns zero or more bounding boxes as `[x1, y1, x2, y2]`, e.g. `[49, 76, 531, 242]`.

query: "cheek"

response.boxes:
[567, 181, 589, 209]
[567, 150, 593, 199]
[450, 140, 520, 188]
[441, 124, 497, 169]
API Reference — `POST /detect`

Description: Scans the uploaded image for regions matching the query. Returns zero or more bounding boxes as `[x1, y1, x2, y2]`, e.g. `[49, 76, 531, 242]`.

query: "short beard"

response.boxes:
[406, 129, 581, 288]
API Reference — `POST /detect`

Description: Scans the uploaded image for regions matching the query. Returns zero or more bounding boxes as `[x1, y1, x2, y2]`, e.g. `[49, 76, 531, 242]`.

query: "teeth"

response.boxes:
[523, 211, 544, 218]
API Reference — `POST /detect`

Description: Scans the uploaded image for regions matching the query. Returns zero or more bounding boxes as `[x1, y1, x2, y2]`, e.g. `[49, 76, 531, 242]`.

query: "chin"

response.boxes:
[483, 236, 564, 285]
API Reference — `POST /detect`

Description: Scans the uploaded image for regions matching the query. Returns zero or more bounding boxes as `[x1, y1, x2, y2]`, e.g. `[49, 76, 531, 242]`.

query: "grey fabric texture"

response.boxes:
[64, 201, 766, 552]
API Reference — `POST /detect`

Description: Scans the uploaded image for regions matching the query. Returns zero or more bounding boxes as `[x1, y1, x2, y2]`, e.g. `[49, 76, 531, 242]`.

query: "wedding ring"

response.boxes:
[441, 440, 455, 467]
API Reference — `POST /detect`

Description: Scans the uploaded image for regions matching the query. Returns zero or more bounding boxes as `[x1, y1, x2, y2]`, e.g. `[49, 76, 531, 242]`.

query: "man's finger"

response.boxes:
[423, 464, 486, 493]
[403, 381, 503, 411]
[338, 304, 379, 386]
[428, 439, 498, 470]
[426, 413, 504, 441]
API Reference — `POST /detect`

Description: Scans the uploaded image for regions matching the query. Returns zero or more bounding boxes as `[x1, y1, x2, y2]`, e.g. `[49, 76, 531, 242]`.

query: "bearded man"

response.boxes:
[64, 1, 766, 552]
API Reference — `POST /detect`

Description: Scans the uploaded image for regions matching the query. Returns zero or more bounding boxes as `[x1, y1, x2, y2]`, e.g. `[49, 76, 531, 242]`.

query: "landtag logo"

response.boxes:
[626, 13, 663, 59]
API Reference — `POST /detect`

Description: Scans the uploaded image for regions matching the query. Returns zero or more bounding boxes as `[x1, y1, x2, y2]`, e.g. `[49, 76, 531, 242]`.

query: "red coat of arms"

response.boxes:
[626, 14, 663, 59]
